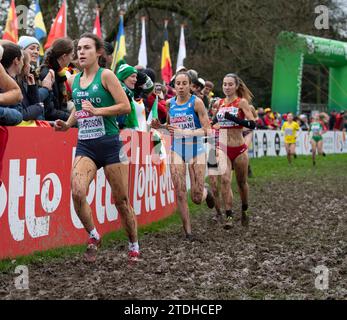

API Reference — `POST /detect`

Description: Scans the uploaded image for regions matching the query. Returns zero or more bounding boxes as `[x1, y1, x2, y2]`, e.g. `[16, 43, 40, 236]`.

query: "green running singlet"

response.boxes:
[72, 67, 119, 140]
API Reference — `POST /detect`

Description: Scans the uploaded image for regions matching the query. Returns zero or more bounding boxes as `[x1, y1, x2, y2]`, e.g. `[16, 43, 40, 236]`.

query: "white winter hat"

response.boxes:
[18, 36, 40, 50]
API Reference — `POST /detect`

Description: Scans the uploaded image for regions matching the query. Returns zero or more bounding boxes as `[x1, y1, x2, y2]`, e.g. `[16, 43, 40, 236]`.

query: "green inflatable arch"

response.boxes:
[271, 31, 347, 114]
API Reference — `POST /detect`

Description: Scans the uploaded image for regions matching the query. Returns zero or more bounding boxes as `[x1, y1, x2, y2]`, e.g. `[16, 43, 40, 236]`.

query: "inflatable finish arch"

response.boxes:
[271, 31, 347, 114]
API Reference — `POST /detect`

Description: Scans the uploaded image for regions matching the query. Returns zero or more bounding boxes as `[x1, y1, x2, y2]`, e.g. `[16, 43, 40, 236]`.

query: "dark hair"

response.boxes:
[78, 33, 105, 66]
[224, 73, 254, 103]
[79, 32, 104, 52]
[43, 37, 73, 67]
[205, 80, 214, 89]
[144, 68, 156, 82]
[17, 50, 31, 85]
[0, 42, 22, 69]
[104, 41, 114, 55]
[175, 71, 192, 84]
[72, 39, 79, 61]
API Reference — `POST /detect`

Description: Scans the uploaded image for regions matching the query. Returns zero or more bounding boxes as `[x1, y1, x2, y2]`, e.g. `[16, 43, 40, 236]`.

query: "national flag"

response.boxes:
[176, 24, 187, 71]
[2, 0, 18, 43]
[161, 20, 172, 84]
[111, 14, 126, 72]
[93, 7, 102, 38]
[147, 96, 159, 126]
[137, 17, 147, 68]
[147, 96, 167, 175]
[34, 0, 47, 57]
[34, 0, 47, 41]
[152, 129, 167, 176]
[44, 0, 67, 49]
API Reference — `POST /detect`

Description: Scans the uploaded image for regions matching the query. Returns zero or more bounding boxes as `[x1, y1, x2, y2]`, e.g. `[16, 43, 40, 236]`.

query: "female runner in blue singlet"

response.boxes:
[152, 71, 214, 239]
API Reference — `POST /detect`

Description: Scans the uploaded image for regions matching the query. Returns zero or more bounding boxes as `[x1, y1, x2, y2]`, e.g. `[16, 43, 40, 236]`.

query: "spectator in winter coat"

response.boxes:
[0, 42, 24, 125]
[39, 38, 74, 121]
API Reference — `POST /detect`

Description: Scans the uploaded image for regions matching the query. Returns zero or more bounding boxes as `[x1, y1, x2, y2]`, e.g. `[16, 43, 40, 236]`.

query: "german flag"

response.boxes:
[2, 0, 18, 43]
[161, 20, 172, 84]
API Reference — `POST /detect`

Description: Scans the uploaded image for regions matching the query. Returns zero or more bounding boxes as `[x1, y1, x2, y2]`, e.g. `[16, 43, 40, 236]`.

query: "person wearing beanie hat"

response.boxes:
[116, 64, 137, 82]
[116, 64, 143, 130]
[18, 36, 40, 65]
[187, 69, 198, 82]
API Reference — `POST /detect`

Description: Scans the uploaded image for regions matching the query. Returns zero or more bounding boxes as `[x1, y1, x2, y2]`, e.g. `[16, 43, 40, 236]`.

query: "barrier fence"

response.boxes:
[248, 130, 347, 158]
[0, 128, 176, 259]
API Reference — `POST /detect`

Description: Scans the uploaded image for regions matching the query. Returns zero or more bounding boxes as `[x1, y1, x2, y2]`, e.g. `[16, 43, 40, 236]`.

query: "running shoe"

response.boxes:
[185, 233, 194, 241]
[205, 185, 215, 209]
[184, 234, 201, 243]
[322, 152, 326, 157]
[224, 216, 233, 230]
[241, 210, 251, 227]
[84, 238, 102, 263]
[313, 160, 316, 166]
[128, 250, 140, 262]
[294, 154, 297, 159]
[212, 209, 223, 222]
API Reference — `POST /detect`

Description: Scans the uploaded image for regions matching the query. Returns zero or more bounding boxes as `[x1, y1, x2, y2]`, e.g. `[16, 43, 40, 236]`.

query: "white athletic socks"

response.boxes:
[129, 242, 139, 252]
[89, 228, 100, 241]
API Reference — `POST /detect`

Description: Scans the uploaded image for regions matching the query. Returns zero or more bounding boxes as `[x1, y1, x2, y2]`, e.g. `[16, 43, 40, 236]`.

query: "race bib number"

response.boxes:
[284, 128, 293, 136]
[76, 110, 106, 140]
[170, 114, 195, 130]
[311, 124, 320, 135]
[217, 107, 239, 127]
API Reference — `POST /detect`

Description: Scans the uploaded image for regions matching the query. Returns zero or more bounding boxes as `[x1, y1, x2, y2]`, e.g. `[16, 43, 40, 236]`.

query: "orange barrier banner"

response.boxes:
[0, 127, 176, 259]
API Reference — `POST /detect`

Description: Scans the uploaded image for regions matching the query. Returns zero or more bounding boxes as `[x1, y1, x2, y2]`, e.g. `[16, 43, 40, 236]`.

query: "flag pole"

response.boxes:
[64, 0, 67, 37]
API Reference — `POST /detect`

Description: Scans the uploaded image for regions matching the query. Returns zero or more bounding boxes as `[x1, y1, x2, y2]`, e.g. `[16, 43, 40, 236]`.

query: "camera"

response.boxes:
[154, 83, 163, 94]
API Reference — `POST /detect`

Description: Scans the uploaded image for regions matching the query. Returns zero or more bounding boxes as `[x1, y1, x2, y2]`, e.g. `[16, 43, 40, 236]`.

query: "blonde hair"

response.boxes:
[224, 73, 254, 103]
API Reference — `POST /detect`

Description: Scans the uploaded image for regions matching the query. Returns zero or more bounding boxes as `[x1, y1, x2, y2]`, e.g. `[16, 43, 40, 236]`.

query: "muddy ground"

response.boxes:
[0, 171, 346, 300]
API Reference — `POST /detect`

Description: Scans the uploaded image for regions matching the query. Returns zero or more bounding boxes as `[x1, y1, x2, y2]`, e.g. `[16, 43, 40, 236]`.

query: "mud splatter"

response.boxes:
[1, 172, 346, 300]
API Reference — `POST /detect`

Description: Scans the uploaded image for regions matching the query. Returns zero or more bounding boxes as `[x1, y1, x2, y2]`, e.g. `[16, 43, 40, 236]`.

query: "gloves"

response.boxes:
[224, 112, 256, 129]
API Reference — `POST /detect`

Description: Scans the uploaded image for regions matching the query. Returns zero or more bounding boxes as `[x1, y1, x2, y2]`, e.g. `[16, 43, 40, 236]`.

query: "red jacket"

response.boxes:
[264, 114, 276, 129]
[334, 114, 343, 130]
[147, 93, 168, 123]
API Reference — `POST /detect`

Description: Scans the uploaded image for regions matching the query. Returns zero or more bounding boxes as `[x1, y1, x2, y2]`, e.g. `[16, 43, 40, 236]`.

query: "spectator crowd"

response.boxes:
[1, 35, 347, 134]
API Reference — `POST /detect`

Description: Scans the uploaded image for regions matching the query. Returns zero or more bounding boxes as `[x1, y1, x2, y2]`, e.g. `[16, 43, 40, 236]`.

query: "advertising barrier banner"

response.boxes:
[250, 130, 347, 158]
[0, 128, 176, 259]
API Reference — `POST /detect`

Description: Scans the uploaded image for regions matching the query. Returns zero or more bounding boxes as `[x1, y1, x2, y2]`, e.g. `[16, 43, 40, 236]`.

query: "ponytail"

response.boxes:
[43, 48, 55, 66]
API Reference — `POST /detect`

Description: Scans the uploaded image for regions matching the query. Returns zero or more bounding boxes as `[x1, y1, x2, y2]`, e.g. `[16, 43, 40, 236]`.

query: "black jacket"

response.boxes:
[19, 81, 44, 121]
[39, 66, 69, 121]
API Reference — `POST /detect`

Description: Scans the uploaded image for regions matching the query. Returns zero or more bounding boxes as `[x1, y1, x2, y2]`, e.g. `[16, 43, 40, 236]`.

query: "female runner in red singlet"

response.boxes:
[211, 73, 255, 228]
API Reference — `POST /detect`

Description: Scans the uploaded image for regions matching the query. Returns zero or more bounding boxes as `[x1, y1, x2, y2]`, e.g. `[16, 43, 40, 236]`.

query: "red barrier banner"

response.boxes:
[0, 127, 176, 259]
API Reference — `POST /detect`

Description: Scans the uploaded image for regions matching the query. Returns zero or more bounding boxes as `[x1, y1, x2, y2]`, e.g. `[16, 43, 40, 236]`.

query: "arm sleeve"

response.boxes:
[27, 85, 40, 105]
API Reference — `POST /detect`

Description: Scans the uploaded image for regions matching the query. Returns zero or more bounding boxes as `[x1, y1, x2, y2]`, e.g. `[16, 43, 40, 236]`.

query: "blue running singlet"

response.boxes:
[169, 95, 206, 163]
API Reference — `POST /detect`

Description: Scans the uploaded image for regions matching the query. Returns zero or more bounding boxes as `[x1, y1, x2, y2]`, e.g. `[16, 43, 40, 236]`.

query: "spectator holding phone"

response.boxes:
[147, 82, 168, 124]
